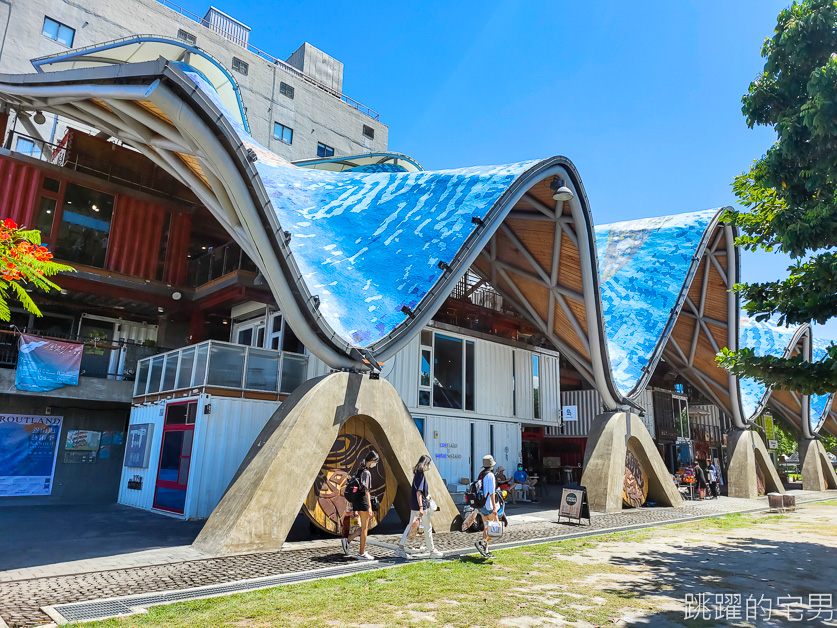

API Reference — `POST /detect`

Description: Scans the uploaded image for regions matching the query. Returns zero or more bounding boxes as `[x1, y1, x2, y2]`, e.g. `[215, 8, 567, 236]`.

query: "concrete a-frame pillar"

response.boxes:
[580, 412, 683, 513]
[800, 438, 837, 491]
[726, 429, 784, 498]
[193, 372, 459, 555]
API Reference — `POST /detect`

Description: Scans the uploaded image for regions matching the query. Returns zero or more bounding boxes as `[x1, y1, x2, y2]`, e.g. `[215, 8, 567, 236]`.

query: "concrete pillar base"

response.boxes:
[580, 412, 683, 513]
[800, 438, 837, 491]
[193, 372, 460, 556]
[726, 430, 784, 499]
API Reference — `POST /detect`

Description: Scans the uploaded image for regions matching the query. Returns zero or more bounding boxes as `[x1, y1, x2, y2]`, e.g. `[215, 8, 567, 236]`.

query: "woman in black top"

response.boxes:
[342, 451, 379, 560]
[395, 455, 443, 559]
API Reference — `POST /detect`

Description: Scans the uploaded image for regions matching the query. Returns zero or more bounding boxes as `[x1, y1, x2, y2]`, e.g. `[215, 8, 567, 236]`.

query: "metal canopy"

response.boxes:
[0, 59, 833, 434]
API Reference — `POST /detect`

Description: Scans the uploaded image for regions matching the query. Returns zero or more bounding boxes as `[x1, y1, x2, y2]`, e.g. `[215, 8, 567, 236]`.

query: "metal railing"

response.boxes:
[133, 339, 308, 397]
[449, 271, 518, 316]
[5, 131, 194, 203]
[153, 1, 380, 120]
[0, 329, 170, 381]
[187, 242, 259, 288]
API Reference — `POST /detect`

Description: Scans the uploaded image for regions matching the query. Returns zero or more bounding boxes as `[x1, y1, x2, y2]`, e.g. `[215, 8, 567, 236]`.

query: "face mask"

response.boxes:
[369, 461, 378, 468]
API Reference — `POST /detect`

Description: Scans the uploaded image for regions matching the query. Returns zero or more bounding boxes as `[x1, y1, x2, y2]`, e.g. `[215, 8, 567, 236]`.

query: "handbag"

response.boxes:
[370, 495, 381, 512]
[427, 497, 438, 512]
[485, 519, 504, 538]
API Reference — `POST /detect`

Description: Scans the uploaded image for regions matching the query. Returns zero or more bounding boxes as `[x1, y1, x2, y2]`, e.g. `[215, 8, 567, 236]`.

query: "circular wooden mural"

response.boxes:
[623, 448, 649, 508]
[302, 417, 396, 535]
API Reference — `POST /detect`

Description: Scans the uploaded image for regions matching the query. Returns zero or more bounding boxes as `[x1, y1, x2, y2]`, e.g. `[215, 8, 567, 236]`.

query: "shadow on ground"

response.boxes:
[600, 534, 837, 625]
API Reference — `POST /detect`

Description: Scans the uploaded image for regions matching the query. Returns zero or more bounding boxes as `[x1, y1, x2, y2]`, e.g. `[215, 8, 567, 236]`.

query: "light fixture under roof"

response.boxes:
[550, 177, 574, 202]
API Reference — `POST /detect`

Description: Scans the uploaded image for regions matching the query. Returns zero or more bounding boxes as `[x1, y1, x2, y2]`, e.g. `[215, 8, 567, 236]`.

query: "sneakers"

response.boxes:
[475, 539, 490, 558]
[340, 538, 350, 556]
[394, 545, 409, 559]
[429, 550, 444, 559]
[356, 552, 374, 561]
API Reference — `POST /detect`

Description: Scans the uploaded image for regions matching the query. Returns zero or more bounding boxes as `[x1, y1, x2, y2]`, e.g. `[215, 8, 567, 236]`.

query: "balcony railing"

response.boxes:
[0, 329, 169, 380]
[449, 271, 518, 317]
[187, 242, 258, 288]
[133, 340, 308, 398]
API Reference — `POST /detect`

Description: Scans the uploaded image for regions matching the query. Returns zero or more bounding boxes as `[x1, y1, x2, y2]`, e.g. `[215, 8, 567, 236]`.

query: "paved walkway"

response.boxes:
[1, 489, 835, 627]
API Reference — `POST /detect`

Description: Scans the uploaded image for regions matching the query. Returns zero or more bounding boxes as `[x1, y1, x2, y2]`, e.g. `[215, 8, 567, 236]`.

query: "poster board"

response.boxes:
[124, 423, 154, 468]
[0, 414, 63, 496]
[65, 430, 101, 451]
[558, 486, 590, 525]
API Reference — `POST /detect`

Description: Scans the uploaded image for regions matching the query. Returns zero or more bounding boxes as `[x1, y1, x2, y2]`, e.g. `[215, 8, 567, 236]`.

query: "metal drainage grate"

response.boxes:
[51, 559, 391, 622]
[56, 599, 134, 622]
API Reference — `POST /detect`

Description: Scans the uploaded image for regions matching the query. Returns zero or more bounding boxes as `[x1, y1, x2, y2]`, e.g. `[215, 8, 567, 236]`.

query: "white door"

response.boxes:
[471, 421, 491, 479]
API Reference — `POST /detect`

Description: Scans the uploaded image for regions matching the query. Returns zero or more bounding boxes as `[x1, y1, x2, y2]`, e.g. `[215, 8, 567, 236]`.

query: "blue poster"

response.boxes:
[0, 414, 63, 496]
[15, 334, 83, 392]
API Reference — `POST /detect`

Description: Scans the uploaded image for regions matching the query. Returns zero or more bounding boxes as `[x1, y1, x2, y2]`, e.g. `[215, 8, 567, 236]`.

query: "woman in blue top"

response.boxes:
[395, 455, 443, 559]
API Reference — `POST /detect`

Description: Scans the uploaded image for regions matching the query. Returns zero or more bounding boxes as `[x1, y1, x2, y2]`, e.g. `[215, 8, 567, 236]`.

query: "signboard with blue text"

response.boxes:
[15, 334, 83, 392]
[0, 414, 63, 496]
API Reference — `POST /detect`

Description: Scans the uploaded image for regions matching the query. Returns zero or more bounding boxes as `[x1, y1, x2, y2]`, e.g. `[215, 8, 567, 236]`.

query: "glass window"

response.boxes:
[15, 137, 41, 158]
[147, 355, 164, 393]
[165, 404, 188, 425]
[674, 396, 690, 440]
[206, 343, 246, 388]
[176, 347, 195, 389]
[177, 29, 196, 45]
[191, 344, 209, 386]
[232, 57, 249, 76]
[280, 353, 307, 394]
[162, 353, 178, 391]
[419, 390, 431, 406]
[36, 197, 56, 238]
[135, 359, 150, 396]
[279, 82, 294, 99]
[43, 17, 74, 47]
[532, 354, 541, 419]
[512, 353, 517, 416]
[236, 327, 253, 346]
[465, 341, 475, 411]
[268, 313, 283, 350]
[433, 334, 463, 409]
[245, 348, 279, 391]
[317, 142, 334, 158]
[54, 183, 115, 268]
[282, 324, 304, 354]
[274, 123, 293, 144]
[363, 125, 375, 139]
[420, 349, 431, 388]
[43, 177, 60, 193]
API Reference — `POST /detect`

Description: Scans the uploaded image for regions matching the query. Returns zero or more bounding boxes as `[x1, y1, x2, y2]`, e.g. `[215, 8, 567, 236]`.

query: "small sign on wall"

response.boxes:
[768, 439, 779, 450]
[124, 423, 154, 468]
[562, 406, 578, 422]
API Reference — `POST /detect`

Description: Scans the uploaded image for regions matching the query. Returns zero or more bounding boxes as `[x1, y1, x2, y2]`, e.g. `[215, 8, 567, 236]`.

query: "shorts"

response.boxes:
[481, 505, 498, 517]
[354, 497, 369, 512]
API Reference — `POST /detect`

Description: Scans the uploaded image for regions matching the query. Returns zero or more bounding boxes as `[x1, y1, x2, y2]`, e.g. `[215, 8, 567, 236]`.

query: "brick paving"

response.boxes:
[2, 490, 835, 627]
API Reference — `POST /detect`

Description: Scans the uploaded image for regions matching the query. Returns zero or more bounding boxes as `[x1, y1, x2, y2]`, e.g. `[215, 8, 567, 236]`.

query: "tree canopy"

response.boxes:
[718, 0, 837, 397]
[0, 218, 73, 321]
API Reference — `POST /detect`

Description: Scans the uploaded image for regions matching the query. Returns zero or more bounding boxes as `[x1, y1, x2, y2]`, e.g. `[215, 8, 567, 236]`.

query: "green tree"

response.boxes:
[0, 218, 73, 320]
[717, 0, 837, 396]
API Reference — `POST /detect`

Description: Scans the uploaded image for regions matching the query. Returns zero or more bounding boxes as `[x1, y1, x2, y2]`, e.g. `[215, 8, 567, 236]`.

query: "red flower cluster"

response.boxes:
[1, 218, 52, 281]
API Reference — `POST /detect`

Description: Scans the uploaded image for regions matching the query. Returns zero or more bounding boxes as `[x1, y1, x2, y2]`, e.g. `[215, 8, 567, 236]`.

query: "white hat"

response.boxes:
[482, 454, 496, 468]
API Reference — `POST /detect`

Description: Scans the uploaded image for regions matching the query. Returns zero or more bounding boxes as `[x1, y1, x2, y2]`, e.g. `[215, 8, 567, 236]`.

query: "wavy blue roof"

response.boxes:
[595, 210, 719, 397]
[811, 337, 834, 433]
[738, 317, 799, 421]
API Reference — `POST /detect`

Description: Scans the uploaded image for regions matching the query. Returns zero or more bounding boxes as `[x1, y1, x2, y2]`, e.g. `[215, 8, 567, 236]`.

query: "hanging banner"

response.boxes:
[15, 334, 83, 392]
[0, 414, 63, 496]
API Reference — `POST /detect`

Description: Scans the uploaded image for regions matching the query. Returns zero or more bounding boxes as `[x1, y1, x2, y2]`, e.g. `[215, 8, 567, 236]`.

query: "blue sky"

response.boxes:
[174, 0, 834, 340]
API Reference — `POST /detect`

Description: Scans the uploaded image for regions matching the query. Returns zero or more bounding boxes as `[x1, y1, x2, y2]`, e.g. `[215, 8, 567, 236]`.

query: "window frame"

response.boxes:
[52, 181, 117, 269]
[418, 329, 476, 412]
[532, 354, 541, 419]
[362, 124, 375, 139]
[274, 122, 293, 145]
[42, 16, 75, 47]
[177, 29, 197, 46]
[232, 57, 249, 76]
[316, 142, 335, 158]
[279, 82, 295, 99]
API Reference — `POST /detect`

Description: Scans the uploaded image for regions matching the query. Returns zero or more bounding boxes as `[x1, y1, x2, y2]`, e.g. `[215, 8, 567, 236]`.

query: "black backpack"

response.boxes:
[343, 474, 363, 503]
[465, 469, 488, 508]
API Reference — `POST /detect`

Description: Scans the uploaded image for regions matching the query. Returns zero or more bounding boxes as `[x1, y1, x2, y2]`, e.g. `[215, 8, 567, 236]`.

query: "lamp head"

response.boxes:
[33, 111, 46, 125]
[550, 177, 574, 202]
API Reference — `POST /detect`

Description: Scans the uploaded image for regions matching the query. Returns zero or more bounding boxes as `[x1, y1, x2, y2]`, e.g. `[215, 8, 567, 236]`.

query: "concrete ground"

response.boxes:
[1, 489, 835, 627]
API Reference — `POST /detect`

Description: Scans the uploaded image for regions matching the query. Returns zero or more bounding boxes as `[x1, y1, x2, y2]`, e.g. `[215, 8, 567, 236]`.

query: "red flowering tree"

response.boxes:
[0, 218, 73, 321]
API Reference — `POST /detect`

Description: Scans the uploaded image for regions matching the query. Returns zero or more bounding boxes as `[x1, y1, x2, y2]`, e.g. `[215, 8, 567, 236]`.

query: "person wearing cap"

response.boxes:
[475, 454, 499, 559]
[495, 466, 512, 492]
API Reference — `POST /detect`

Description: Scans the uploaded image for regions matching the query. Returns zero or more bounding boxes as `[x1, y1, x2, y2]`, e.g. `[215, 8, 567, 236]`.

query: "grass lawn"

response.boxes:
[84, 503, 837, 628]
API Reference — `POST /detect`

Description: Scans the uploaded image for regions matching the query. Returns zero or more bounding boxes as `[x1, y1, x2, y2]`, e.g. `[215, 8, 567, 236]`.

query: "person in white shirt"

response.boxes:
[475, 454, 499, 559]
